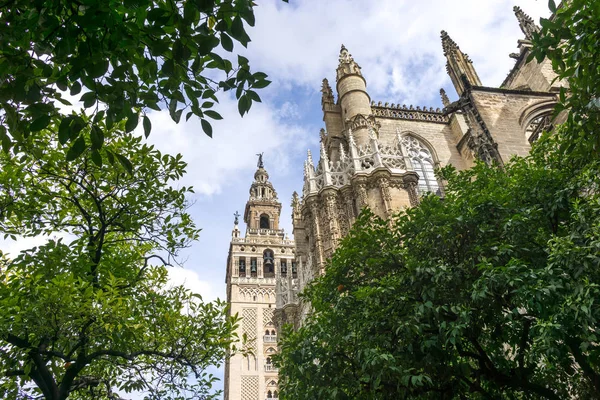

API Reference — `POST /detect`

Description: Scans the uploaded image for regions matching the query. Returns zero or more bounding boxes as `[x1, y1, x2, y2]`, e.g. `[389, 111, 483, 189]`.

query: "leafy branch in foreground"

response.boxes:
[0, 0, 275, 159]
[0, 120, 239, 400]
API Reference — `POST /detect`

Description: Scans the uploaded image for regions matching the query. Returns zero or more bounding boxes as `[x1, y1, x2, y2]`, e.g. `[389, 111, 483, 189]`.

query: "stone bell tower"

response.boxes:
[224, 154, 295, 400]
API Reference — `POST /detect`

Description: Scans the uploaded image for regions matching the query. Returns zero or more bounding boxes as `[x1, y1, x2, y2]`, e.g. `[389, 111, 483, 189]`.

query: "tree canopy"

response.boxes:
[0, 120, 239, 399]
[0, 0, 275, 163]
[276, 1, 600, 399]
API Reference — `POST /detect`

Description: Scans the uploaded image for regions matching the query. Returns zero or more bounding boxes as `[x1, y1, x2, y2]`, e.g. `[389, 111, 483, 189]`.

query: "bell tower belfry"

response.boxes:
[224, 154, 295, 400]
[244, 153, 282, 232]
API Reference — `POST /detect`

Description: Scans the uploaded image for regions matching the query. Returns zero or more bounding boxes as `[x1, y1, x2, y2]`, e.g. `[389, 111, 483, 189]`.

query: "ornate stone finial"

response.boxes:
[441, 29, 482, 94]
[347, 128, 356, 147]
[291, 191, 300, 210]
[339, 44, 351, 63]
[321, 78, 334, 105]
[307, 149, 314, 166]
[514, 6, 540, 40]
[319, 128, 327, 143]
[256, 152, 264, 168]
[339, 142, 347, 161]
[233, 211, 240, 225]
[440, 30, 458, 56]
[337, 44, 362, 79]
[320, 140, 329, 165]
[440, 88, 450, 107]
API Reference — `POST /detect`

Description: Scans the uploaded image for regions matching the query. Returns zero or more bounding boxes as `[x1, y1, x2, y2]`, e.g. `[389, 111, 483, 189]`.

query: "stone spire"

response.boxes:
[244, 157, 282, 230]
[336, 44, 362, 81]
[441, 30, 482, 95]
[440, 88, 450, 107]
[513, 6, 540, 40]
[321, 78, 334, 106]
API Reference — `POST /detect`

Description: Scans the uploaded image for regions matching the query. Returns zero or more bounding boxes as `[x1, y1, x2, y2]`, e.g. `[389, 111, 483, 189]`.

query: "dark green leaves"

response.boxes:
[200, 119, 212, 137]
[220, 33, 234, 52]
[143, 115, 152, 138]
[91, 126, 104, 150]
[125, 113, 139, 133]
[0, 0, 281, 161]
[30, 116, 51, 132]
[65, 136, 86, 161]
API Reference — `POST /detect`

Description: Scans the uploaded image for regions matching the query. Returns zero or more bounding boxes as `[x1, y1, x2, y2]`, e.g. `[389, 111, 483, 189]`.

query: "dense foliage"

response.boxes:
[0, 122, 238, 399]
[276, 1, 600, 398]
[0, 0, 275, 164]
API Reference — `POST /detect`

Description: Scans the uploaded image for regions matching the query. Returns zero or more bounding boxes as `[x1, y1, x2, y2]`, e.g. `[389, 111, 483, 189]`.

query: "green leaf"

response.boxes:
[0, 125, 11, 152]
[238, 95, 249, 117]
[143, 115, 152, 138]
[81, 92, 97, 108]
[91, 149, 103, 167]
[65, 136, 87, 161]
[91, 125, 104, 150]
[70, 81, 82, 96]
[116, 153, 133, 174]
[125, 113, 139, 133]
[201, 119, 213, 137]
[58, 118, 72, 144]
[548, 0, 556, 12]
[204, 110, 223, 120]
[246, 90, 261, 103]
[220, 33, 233, 52]
[30, 115, 51, 132]
[252, 80, 271, 89]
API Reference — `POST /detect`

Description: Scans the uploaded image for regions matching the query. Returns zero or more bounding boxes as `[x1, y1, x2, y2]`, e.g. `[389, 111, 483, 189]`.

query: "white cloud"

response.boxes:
[243, 0, 551, 103]
[0, 233, 73, 259]
[145, 94, 314, 197]
[167, 266, 217, 303]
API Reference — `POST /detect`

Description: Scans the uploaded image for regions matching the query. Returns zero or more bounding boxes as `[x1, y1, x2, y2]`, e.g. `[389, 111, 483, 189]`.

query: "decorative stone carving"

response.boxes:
[440, 88, 450, 107]
[336, 44, 362, 80]
[514, 6, 540, 41]
[241, 376, 258, 400]
[321, 78, 334, 105]
[402, 172, 420, 207]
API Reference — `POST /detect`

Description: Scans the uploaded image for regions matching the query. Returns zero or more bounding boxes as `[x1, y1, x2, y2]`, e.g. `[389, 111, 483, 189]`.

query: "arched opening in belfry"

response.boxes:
[263, 249, 275, 277]
[260, 214, 270, 229]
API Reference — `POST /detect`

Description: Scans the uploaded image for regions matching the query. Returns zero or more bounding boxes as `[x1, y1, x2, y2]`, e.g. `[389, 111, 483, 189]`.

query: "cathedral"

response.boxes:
[225, 6, 563, 400]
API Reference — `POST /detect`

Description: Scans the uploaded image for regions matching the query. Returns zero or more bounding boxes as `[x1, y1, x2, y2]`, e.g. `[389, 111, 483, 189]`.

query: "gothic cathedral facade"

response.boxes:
[226, 6, 563, 400]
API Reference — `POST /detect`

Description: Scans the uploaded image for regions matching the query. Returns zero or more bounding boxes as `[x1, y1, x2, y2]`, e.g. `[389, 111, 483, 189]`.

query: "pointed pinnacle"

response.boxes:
[440, 30, 458, 55]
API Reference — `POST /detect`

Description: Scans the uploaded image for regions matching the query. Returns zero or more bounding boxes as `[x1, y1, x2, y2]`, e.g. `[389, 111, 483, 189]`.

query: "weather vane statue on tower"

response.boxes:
[233, 211, 240, 225]
[256, 152, 264, 168]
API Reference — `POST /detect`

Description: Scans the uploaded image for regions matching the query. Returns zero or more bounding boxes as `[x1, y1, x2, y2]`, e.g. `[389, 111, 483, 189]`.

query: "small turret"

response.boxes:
[335, 45, 372, 146]
[513, 6, 540, 40]
[441, 30, 482, 95]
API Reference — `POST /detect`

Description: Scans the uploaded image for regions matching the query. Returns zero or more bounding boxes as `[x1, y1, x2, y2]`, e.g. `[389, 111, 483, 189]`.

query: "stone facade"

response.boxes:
[227, 7, 566, 398]
[276, 7, 563, 329]
[224, 162, 295, 400]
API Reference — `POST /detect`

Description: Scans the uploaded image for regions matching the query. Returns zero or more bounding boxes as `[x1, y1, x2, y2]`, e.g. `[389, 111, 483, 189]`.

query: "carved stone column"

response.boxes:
[403, 172, 420, 207]
[323, 190, 341, 250]
[308, 201, 325, 274]
[352, 177, 368, 211]
[341, 186, 355, 228]
[377, 176, 393, 218]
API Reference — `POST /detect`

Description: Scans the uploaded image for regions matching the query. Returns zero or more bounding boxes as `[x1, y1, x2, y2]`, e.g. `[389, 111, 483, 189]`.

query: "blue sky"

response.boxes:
[0, 0, 551, 397]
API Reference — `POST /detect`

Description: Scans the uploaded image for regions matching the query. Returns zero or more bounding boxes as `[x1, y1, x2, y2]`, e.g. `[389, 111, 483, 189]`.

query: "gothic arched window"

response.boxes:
[260, 214, 270, 229]
[402, 135, 440, 194]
